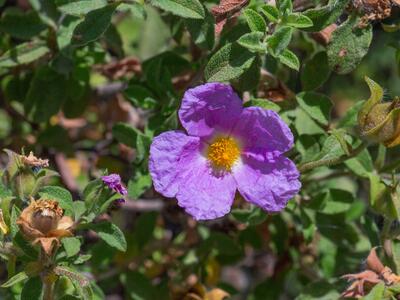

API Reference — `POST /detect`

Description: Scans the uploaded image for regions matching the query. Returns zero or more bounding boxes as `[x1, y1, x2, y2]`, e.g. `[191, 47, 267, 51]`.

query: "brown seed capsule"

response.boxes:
[17, 199, 74, 256]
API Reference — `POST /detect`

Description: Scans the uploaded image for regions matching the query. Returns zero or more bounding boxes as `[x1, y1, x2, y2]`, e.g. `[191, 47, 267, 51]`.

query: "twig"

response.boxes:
[121, 199, 165, 211]
[298, 142, 369, 173]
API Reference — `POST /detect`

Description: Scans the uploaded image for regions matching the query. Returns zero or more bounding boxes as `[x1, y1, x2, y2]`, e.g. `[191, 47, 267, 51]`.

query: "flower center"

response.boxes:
[207, 137, 240, 171]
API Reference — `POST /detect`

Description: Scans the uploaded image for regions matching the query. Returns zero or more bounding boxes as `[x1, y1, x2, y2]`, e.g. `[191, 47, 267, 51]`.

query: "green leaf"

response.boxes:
[345, 148, 374, 178]
[260, 4, 279, 23]
[150, 0, 205, 19]
[128, 174, 152, 199]
[267, 26, 293, 56]
[296, 92, 332, 126]
[205, 42, 257, 82]
[311, 134, 351, 162]
[279, 48, 299, 71]
[0, 41, 50, 68]
[295, 108, 325, 135]
[237, 32, 265, 52]
[284, 13, 313, 28]
[1, 271, 28, 287]
[244, 98, 281, 112]
[337, 101, 364, 128]
[277, 0, 292, 14]
[72, 4, 118, 46]
[124, 85, 157, 110]
[244, 9, 267, 32]
[21, 276, 42, 300]
[25, 66, 68, 123]
[134, 212, 157, 248]
[303, 0, 349, 32]
[56, 0, 108, 15]
[54, 266, 93, 300]
[112, 123, 138, 148]
[301, 52, 331, 90]
[231, 207, 267, 226]
[185, 9, 214, 50]
[112, 122, 150, 162]
[126, 271, 155, 300]
[89, 222, 127, 251]
[362, 282, 385, 300]
[327, 16, 373, 74]
[0, 11, 46, 39]
[62, 237, 81, 257]
[39, 186, 74, 216]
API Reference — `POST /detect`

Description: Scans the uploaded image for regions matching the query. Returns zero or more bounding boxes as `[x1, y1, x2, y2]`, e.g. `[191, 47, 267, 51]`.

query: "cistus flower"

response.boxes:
[149, 83, 301, 220]
[17, 199, 74, 256]
[101, 174, 128, 195]
[358, 77, 400, 147]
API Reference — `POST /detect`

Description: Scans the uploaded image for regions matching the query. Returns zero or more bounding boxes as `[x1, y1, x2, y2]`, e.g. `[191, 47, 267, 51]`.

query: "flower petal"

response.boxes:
[232, 107, 294, 159]
[179, 83, 243, 139]
[176, 159, 237, 220]
[233, 156, 301, 212]
[149, 130, 201, 198]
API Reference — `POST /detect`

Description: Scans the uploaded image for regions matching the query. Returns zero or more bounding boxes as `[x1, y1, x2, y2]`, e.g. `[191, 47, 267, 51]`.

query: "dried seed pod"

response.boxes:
[17, 199, 74, 256]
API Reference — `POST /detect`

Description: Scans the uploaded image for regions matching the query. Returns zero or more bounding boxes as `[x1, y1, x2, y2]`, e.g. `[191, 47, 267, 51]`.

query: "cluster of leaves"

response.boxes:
[0, 0, 400, 299]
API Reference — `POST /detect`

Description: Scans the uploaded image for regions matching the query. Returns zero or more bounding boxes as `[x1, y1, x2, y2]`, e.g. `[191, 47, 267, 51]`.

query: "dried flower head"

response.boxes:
[351, 0, 394, 27]
[358, 77, 400, 147]
[341, 248, 400, 298]
[20, 151, 49, 168]
[17, 199, 74, 256]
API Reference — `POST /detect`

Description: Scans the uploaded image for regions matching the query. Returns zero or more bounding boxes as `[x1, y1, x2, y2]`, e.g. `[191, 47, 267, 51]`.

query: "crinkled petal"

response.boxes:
[149, 131, 201, 198]
[233, 156, 301, 212]
[232, 107, 294, 159]
[176, 158, 237, 220]
[179, 83, 243, 139]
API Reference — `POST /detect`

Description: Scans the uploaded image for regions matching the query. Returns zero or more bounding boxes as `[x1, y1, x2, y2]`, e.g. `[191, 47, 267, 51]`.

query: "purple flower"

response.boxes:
[149, 83, 301, 220]
[101, 174, 128, 195]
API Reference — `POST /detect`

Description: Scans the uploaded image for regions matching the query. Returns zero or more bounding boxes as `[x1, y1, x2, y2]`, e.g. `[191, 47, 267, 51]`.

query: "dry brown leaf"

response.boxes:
[211, 0, 250, 35]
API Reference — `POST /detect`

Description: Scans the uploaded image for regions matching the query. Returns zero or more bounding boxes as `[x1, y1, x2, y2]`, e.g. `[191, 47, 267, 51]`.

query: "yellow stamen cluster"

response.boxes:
[207, 137, 240, 171]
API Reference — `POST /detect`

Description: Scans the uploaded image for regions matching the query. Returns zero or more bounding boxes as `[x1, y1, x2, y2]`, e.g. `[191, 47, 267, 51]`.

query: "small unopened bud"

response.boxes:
[358, 77, 400, 147]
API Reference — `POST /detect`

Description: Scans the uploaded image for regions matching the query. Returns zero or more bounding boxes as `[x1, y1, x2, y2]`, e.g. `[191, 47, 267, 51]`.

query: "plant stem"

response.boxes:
[43, 279, 55, 300]
[298, 141, 368, 173]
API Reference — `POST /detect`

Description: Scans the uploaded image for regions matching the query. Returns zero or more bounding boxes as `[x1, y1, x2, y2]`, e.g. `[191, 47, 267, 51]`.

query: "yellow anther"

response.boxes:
[207, 137, 240, 171]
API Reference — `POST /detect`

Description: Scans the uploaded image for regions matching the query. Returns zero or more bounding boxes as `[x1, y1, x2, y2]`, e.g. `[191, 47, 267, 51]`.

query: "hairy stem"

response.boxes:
[298, 141, 368, 173]
[42, 279, 55, 300]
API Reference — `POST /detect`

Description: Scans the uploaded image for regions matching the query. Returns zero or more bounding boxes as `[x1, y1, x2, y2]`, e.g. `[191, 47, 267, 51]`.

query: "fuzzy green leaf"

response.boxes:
[205, 42, 257, 82]
[39, 186, 74, 216]
[244, 9, 267, 32]
[237, 32, 265, 52]
[301, 52, 331, 90]
[56, 0, 108, 15]
[297, 92, 332, 125]
[0, 42, 49, 68]
[327, 17, 372, 74]
[267, 26, 293, 56]
[1, 271, 28, 287]
[279, 48, 300, 70]
[150, 0, 205, 19]
[72, 4, 118, 46]
[260, 4, 279, 22]
[89, 222, 127, 251]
